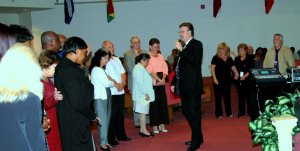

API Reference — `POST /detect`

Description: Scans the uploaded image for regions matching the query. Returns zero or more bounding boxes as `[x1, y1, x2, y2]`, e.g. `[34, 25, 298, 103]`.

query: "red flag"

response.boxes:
[265, 0, 274, 14]
[213, 0, 222, 17]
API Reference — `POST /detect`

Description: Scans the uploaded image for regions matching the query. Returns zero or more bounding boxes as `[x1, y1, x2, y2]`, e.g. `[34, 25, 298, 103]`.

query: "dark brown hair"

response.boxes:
[149, 38, 160, 46]
[179, 22, 194, 36]
[38, 50, 59, 69]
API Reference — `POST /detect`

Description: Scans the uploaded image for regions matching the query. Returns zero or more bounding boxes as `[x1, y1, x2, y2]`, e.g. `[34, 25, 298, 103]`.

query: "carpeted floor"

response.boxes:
[92, 87, 262, 151]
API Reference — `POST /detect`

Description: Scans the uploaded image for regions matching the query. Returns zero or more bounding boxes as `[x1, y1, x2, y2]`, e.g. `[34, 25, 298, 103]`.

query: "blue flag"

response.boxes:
[64, 0, 74, 24]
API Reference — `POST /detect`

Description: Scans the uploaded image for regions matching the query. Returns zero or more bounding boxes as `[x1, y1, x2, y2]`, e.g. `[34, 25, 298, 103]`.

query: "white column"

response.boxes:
[271, 115, 298, 151]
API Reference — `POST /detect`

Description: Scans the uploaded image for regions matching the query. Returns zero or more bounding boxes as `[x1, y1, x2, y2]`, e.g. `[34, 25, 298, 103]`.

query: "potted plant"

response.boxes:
[249, 90, 300, 151]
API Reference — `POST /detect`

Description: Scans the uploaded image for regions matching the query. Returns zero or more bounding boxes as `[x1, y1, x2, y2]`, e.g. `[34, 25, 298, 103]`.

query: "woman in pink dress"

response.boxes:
[39, 50, 63, 151]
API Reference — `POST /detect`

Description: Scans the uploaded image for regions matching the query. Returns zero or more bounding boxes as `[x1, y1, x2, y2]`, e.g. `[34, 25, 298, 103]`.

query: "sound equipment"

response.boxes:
[250, 68, 285, 85]
[286, 67, 300, 83]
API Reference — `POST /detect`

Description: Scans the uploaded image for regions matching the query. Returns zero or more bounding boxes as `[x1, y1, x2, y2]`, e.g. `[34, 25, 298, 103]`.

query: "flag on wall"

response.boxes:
[213, 0, 222, 17]
[64, 0, 74, 24]
[265, 0, 274, 14]
[107, 0, 115, 23]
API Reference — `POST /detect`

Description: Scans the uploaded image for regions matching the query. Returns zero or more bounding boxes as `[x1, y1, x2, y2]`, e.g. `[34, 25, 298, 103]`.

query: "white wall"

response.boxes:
[30, 0, 300, 76]
[0, 13, 19, 25]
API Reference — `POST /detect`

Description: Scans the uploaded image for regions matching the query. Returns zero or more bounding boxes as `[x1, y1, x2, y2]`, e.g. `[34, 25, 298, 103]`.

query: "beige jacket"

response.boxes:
[263, 45, 295, 74]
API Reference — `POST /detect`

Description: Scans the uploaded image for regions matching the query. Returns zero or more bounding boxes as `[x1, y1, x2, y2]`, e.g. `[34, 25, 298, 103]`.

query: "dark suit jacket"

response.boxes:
[179, 38, 203, 99]
[54, 58, 96, 151]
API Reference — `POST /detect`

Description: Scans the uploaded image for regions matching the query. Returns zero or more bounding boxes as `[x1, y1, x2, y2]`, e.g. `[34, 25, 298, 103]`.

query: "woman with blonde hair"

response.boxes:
[0, 43, 47, 151]
[210, 42, 239, 118]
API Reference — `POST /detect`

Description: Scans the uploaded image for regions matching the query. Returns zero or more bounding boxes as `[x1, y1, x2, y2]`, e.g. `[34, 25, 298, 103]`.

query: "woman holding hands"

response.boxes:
[132, 53, 155, 137]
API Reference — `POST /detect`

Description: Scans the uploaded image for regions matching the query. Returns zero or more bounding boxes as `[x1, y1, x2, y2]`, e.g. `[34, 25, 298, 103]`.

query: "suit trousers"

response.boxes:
[108, 94, 127, 142]
[181, 94, 204, 146]
[94, 98, 111, 146]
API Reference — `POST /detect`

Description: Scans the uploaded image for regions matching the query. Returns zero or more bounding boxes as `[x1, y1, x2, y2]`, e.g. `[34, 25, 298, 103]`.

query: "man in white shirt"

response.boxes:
[103, 40, 131, 146]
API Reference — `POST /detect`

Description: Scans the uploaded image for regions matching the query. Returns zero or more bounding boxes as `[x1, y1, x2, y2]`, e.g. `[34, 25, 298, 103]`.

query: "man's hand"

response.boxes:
[176, 41, 183, 51]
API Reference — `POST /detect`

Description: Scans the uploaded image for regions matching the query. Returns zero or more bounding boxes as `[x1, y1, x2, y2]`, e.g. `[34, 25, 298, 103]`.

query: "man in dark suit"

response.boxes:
[177, 22, 204, 151]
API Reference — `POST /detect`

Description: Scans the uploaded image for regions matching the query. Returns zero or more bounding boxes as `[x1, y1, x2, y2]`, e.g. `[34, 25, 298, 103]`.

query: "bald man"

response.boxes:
[41, 31, 61, 53]
[103, 41, 131, 146]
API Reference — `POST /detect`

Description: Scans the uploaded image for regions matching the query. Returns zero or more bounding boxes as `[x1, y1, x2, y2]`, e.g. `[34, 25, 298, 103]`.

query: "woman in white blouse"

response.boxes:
[90, 49, 118, 151]
[132, 53, 155, 137]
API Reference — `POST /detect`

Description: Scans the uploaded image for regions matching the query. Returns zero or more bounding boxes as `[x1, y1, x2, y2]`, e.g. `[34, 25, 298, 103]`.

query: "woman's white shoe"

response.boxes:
[159, 126, 168, 133]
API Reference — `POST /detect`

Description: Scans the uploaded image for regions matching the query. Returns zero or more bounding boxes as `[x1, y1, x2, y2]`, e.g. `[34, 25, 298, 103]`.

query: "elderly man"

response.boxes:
[263, 33, 295, 74]
[41, 31, 61, 53]
[123, 36, 148, 127]
[247, 45, 255, 61]
[103, 41, 131, 146]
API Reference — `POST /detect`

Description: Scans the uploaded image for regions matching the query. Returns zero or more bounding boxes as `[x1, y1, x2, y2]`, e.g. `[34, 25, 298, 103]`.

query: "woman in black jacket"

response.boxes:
[54, 37, 99, 151]
[234, 43, 255, 117]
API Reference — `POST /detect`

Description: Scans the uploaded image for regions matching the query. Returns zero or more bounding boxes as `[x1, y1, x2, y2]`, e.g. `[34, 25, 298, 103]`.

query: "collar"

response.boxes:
[185, 37, 193, 46]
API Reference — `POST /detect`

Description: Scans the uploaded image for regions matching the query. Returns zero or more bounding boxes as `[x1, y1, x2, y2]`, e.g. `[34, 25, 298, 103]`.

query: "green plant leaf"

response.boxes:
[262, 119, 269, 126]
[270, 143, 278, 151]
[254, 135, 262, 144]
[263, 144, 270, 151]
[265, 105, 272, 113]
[293, 127, 300, 133]
[270, 105, 278, 111]
[257, 120, 263, 129]
[263, 131, 273, 137]
[278, 98, 290, 105]
[281, 109, 292, 115]
[262, 126, 275, 132]
[279, 105, 289, 112]
[286, 93, 296, 103]
[265, 99, 273, 106]
[249, 122, 256, 130]
[291, 108, 295, 115]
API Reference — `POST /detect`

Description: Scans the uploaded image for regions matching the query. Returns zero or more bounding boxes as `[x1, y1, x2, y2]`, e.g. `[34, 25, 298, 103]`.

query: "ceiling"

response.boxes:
[0, 0, 154, 13]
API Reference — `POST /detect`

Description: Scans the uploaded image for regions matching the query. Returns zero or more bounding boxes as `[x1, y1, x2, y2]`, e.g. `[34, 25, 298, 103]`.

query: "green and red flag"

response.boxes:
[107, 0, 115, 23]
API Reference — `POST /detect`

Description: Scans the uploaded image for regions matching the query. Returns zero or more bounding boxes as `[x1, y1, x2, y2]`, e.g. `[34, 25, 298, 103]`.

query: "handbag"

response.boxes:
[156, 72, 163, 84]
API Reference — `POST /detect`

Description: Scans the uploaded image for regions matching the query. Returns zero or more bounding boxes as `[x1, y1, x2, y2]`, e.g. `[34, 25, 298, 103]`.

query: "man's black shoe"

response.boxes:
[108, 140, 119, 146]
[185, 141, 192, 145]
[187, 144, 200, 151]
[118, 137, 132, 141]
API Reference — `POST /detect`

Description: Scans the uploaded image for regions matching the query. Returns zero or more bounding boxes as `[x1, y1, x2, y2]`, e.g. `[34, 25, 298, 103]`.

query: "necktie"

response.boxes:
[274, 48, 279, 71]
